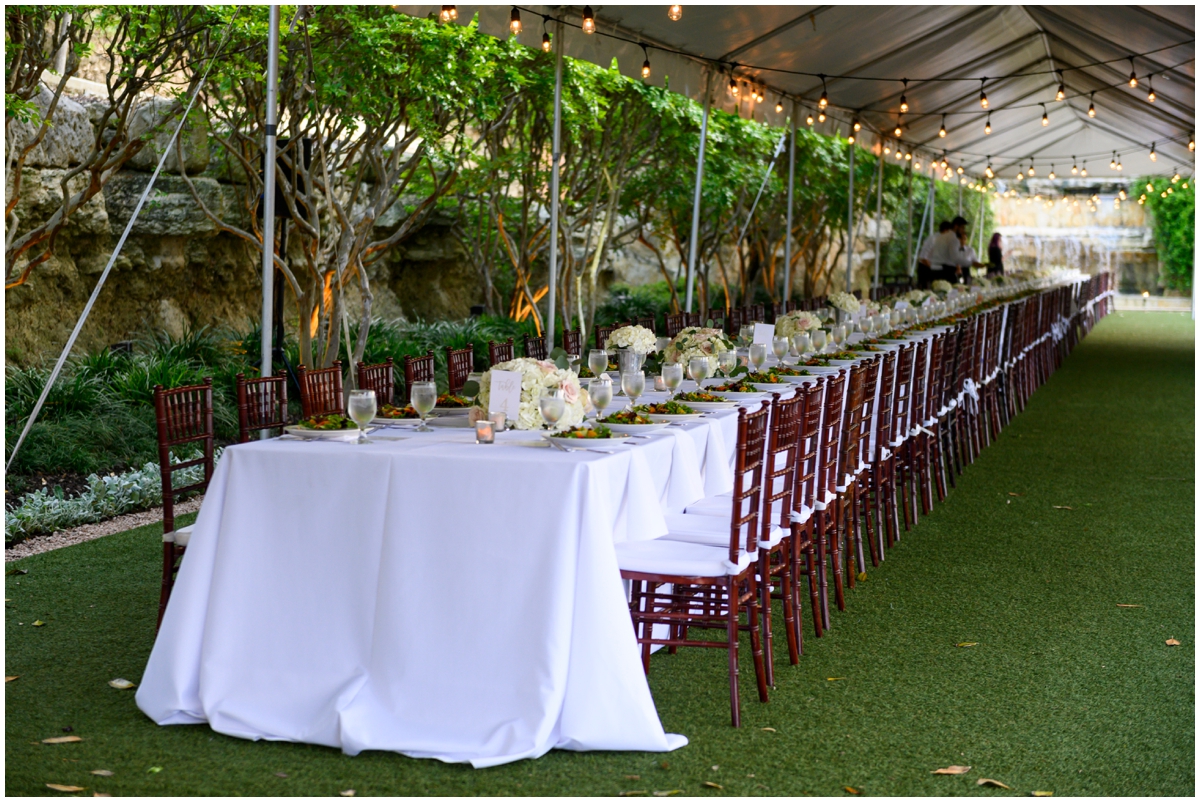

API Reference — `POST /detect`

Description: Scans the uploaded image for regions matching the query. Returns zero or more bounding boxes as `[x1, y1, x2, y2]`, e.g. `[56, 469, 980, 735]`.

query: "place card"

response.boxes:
[487, 369, 522, 423]
[752, 322, 775, 344]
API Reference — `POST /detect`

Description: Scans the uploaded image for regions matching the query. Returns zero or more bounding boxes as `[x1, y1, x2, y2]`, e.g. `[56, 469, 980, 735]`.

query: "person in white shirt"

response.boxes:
[917, 221, 958, 288]
[953, 228, 988, 285]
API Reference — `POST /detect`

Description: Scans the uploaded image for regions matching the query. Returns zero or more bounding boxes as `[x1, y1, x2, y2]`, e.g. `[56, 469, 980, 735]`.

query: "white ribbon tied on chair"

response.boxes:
[960, 378, 980, 414]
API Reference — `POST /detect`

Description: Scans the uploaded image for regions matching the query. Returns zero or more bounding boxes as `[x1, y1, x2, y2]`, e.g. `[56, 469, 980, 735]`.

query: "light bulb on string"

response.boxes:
[893, 115, 903, 137]
[1128, 57, 1137, 87]
[1189, 134, 1195, 152]
[957, 165, 964, 175]
[1109, 152, 1117, 170]
[1081, 161, 1088, 177]
[1149, 142, 1157, 162]
[1117, 157, 1123, 172]
[641, 47, 651, 80]
[581, 5, 595, 34]
[542, 31, 552, 52]
[1056, 71, 1065, 101]
[985, 161, 994, 179]
[912, 157, 919, 169]
[899, 78, 909, 113]
[440, 5, 456, 23]
[883, 141, 891, 155]
[729, 77, 739, 96]
[668, 4, 682, 21]
[984, 113, 992, 135]
[818, 75, 829, 109]
[818, 110, 826, 123]
[1172, 169, 1181, 182]
[939, 114, 947, 138]
[1146, 75, 1156, 102]
[979, 78, 988, 109]
[1071, 157, 1078, 175]
[905, 152, 912, 161]
[806, 111, 814, 126]
[1027, 162, 1035, 176]
[1087, 92, 1096, 118]
[1041, 103, 1049, 126]
[1048, 165, 1056, 180]
[509, 7, 521, 34]
[896, 149, 904, 160]
[775, 100, 784, 114]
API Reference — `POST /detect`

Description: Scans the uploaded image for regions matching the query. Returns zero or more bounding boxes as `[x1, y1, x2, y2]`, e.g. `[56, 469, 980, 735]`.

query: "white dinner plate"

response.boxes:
[646, 412, 705, 423]
[596, 421, 671, 434]
[433, 405, 473, 416]
[749, 382, 791, 392]
[545, 432, 632, 449]
[677, 400, 737, 411]
[827, 358, 860, 366]
[283, 425, 364, 440]
[427, 415, 471, 428]
[799, 365, 842, 374]
[371, 414, 423, 425]
[711, 390, 769, 400]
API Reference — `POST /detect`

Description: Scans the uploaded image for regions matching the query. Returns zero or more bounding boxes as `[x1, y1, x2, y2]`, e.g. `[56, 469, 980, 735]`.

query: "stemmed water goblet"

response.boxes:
[688, 356, 710, 390]
[717, 349, 737, 377]
[347, 389, 377, 444]
[662, 362, 684, 397]
[748, 342, 768, 373]
[738, 325, 755, 349]
[811, 329, 828, 353]
[589, 348, 609, 379]
[411, 381, 437, 432]
[791, 331, 811, 357]
[589, 375, 613, 420]
[538, 388, 566, 430]
[621, 369, 646, 409]
[772, 336, 790, 363]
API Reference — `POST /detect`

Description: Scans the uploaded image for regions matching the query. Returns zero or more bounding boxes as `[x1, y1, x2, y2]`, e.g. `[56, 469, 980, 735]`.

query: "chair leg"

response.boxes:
[758, 553, 775, 687]
[156, 543, 177, 633]
[824, 509, 845, 613]
[862, 475, 881, 567]
[779, 541, 800, 663]
[746, 577, 769, 704]
[804, 535, 824, 638]
[727, 580, 742, 727]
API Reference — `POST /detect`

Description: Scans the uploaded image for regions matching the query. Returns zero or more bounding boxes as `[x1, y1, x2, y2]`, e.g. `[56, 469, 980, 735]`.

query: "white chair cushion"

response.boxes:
[163, 523, 194, 548]
[615, 538, 756, 578]
[660, 513, 784, 549]
[684, 494, 789, 527]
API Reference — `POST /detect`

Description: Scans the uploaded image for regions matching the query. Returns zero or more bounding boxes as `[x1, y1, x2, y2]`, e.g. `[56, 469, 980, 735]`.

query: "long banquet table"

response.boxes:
[136, 401, 746, 767]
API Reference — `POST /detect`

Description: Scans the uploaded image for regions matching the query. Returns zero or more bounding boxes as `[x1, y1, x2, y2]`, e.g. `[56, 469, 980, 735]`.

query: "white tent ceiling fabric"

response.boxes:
[396, 4, 1194, 179]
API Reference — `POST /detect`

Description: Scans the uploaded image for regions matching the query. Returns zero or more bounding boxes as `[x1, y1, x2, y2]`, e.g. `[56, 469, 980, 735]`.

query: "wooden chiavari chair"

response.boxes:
[594, 322, 627, 352]
[748, 304, 766, 323]
[561, 329, 582, 357]
[297, 361, 344, 418]
[357, 358, 396, 409]
[685, 312, 702, 328]
[813, 369, 848, 621]
[705, 308, 727, 330]
[615, 403, 772, 726]
[927, 331, 956, 502]
[236, 372, 288, 442]
[835, 363, 869, 588]
[850, 356, 882, 569]
[888, 345, 915, 537]
[790, 379, 825, 639]
[153, 378, 215, 631]
[909, 337, 937, 517]
[635, 315, 656, 334]
[868, 349, 899, 555]
[523, 332, 548, 360]
[403, 351, 435, 404]
[488, 338, 515, 366]
[665, 312, 689, 339]
[445, 345, 474, 395]
[726, 307, 745, 336]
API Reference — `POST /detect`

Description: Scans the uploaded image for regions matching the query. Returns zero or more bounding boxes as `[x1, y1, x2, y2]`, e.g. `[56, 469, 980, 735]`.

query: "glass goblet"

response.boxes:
[772, 336, 790, 362]
[717, 349, 737, 377]
[347, 389, 377, 444]
[811, 329, 828, 353]
[411, 381, 437, 432]
[792, 332, 811, 356]
[662, 362, 684, 396]
[738, 325, 755, 349]
[688, 356, 710, 388]
[589, 376, 613, 420]
[538, 388, 566, 430]
[749, 342, 768, 373]
[588, 349, 609, 379]
[622, 370, 646, 408]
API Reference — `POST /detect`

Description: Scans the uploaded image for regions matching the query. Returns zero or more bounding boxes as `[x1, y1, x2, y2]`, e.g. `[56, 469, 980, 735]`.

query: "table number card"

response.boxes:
[488, 370, 522, 422]
[752, 322, 776, 344]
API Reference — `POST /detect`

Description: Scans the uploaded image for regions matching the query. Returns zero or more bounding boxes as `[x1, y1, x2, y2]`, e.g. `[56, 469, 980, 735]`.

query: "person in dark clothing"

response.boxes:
[987, 232, 1004, 276]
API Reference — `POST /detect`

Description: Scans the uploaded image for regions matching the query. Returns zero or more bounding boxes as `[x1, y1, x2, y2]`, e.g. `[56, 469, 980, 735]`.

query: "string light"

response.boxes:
[1071, 157, 1078, 175]
[899, 79, 909, 113]
[818, 74, 828, 109]
[893, 115, 903, 137]
[1087, 92, 1096, 118]
[1172, 169, 1181, 182]
[806, 110, 814, 126]
[1041, 103, 1049, 126]
[1027, 161, 1035, 176]
[1016, 170, 1024, 181]
[509, 7, 521, 34]
[1190, 134, 1196, 152]
[905, 152, 912, 161]
[1117, 156, 1123, 172]
[979, 78, 988, 109]
[775, 99, 784, 114]
[1149, 142, 1157, 162]
[984, 113, 992, 135]
[818, 110, 826, 123]
[1048, 165, 1056, 180]
[895, 148, 904, 160]
[729, 76, 739, 96]
[581, 5, 595, 34]
[957, 165, 964, 175]
[1081, 161, 1088, 177]
[1056, 71, 1065, 101]
[883, 141, 891, 155]
[542, 30, 552, 52]
[852, 118, 862, 132]
[939, 115, 947, 138]
[985, 160, 994, 179]
[1128, 57, 1137, 87]
[641, 45, 651, 79]
[1109, 152, 1117, 169]
[668, 4, 682, 21]
[439, 5, 456, 23]
[1146, 75, 1156, 102]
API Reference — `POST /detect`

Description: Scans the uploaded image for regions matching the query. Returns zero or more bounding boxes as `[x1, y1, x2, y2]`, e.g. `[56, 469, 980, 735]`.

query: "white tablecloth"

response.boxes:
[136, 418, 741, 767]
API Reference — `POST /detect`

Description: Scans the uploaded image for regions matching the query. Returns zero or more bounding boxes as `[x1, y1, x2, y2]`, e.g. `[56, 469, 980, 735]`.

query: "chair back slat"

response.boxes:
[561, 329, 582, 357]
[236, 373, 288, 442]
[872, 350, 898, 461]
[704, 308, 726, 330]
[488, 338, 515, 366]
[635, 316, 656, 334]
[761, 391, 805, 542]
[356, 358, 395, 410]
[815, 371, 847, 503]
[297, 361, 344, 418]
[523, 333, 548, 360]
[891, 345, 914, 446]
[403, 351, 435, 404]
[445, 345, 474, 395]
[665, 312, 688, 339]
[792, 380, 824, 514]
[153, 378, 214, 535]
[728, 402, 772, 563]
[685, 311, 702, 328]
[594, 322, 628, 352]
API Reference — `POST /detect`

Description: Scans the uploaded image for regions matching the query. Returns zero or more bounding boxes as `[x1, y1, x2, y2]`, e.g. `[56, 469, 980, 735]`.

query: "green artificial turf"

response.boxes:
[5, 311, 1194, 796]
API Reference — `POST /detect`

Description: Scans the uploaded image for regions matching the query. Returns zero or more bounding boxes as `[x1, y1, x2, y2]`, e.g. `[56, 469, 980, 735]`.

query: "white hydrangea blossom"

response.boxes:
[827, 291, 861, 313]
[931, 279, 953, 294]
[475, 358, 585, 430]
[663, 326, 733, 374]
[773, 311, 822, 339]
[606, 324, 658, 354]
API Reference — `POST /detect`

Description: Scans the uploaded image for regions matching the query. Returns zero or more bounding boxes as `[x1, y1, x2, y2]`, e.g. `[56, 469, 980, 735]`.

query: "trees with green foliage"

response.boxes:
[1142, 176, 1194, 291]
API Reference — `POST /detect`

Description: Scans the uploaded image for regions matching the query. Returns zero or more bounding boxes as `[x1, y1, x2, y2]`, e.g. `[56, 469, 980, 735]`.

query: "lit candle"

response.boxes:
[474, 420, 495, 444]
[489, 411, 507, 432]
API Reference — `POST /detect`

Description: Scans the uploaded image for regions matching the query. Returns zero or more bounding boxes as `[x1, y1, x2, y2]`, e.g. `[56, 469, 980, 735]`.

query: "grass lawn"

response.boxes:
[5, 311, 1194, 796]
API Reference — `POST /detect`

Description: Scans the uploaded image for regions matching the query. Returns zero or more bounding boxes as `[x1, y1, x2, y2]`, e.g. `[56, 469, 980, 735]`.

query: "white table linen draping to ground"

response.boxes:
[136, 430, 702, 768]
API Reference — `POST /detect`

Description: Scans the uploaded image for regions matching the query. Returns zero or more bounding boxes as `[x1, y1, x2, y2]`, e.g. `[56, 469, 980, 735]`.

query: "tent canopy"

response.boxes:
[399, 5, 1195, 179]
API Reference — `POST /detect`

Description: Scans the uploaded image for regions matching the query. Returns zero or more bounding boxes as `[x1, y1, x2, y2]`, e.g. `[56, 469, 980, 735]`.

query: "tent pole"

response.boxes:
[904, 162, 914, 274]
[547, 19, 564, 348]
[783, 100, 796, 304]
[873, 142, 883, 290]
[908, 178, 934, 277]
[957, 177, 963, 216]
[845, 139, 855, 294]
[260, 4, 279, 413]
[684, 71, 711, 314]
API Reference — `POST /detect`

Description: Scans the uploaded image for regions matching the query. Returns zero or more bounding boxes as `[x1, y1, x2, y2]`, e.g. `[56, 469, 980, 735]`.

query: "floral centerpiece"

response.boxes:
[901, 288, 930, 305]
[774, 310, 822, 339]
[606, 324, 658, 355]
[472, 358, 585, 430]
[827, 291, 861, 314]
[931, 279, 953, 295]
[662, 326, 733, 374]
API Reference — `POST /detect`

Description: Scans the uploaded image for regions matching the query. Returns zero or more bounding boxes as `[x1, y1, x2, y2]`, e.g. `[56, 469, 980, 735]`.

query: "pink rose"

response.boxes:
[537, 360, 556, 373]
[560, 380, 579, 404]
